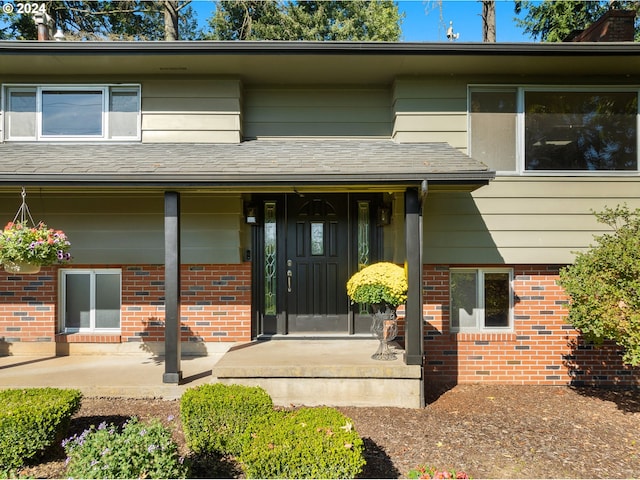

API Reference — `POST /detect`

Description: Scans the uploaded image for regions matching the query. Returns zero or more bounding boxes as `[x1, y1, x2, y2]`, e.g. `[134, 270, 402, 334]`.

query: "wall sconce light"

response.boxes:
[377, 206, 391, 226]
[245, 205, 257, 224]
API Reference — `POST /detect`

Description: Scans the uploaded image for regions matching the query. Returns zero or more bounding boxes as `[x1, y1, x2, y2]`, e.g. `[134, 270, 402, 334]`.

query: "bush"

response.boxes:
[0, 388, 82, 471]
[180, 383, 273, 456]
[558, 205, 640, 365]
[239, 407, 366, 479]
[63, 416, 188, 479]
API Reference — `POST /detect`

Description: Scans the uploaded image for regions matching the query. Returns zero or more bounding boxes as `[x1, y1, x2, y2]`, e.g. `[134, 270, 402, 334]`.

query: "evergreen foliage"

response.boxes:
[180, 383, 273, 456]
[558, 205, 640, 366]
[515, 0, 640, 42]
[0, 388, 82, 471]
[239, 407, 366, 479]
[205, 0, 402, 41]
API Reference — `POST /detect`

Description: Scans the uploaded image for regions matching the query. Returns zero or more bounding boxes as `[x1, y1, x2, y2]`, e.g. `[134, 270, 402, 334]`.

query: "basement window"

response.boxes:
[60, 269, 122, 332]
[450, 268, 513, 332]
[3, 85, 140, 141]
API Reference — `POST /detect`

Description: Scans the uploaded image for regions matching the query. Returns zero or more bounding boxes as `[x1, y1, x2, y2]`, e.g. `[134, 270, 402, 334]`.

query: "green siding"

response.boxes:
[0, 193, 243, 265]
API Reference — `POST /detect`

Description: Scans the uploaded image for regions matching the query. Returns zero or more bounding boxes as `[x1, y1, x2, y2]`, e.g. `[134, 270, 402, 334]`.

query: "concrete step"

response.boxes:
[211, 339, 424, 408]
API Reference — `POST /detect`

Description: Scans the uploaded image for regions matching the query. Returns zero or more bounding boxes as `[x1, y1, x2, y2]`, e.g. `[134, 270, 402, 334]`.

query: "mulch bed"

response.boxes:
[18, 384, 640, 478]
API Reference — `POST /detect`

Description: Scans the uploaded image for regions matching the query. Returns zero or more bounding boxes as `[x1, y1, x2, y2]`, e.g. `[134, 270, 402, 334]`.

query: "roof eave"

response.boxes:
[2, 40, 640, 56]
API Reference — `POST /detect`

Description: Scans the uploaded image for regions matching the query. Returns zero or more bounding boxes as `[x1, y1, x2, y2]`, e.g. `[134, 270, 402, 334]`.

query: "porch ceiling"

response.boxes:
[0, 140, 494, 191]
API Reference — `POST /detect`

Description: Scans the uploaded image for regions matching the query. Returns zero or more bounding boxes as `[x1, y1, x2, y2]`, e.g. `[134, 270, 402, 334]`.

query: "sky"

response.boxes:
[190, 0, 534, 43]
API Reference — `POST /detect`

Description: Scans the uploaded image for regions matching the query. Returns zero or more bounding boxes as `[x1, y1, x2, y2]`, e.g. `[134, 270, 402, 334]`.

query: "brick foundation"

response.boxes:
[423, 264, 640, 386]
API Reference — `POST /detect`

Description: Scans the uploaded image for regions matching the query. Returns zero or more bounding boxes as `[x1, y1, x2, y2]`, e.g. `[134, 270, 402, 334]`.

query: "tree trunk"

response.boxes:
[482, 0, 496, 42]
[164, 0, 180, 41]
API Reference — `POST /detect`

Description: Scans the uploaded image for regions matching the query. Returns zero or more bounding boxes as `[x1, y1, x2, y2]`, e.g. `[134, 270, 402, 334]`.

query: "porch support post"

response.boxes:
[404, 187, 424, 366]
[163, 191, 182, 384]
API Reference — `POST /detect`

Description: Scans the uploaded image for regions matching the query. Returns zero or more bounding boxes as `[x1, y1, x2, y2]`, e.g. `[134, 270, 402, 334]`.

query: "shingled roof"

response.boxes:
[0, 140, 493, 187]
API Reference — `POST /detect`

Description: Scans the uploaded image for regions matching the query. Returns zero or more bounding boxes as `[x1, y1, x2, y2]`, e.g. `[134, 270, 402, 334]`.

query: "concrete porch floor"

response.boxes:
[0, 339, 424, 408]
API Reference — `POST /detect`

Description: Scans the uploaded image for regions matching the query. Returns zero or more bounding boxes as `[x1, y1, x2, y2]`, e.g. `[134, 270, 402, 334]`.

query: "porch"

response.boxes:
[0, 339, 424, 408]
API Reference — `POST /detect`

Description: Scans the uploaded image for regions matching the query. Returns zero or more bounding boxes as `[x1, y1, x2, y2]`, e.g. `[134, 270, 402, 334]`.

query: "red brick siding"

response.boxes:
[0, 264, 252, 347]
[423, 265, 640, 386]
[0, 267, 58, 343]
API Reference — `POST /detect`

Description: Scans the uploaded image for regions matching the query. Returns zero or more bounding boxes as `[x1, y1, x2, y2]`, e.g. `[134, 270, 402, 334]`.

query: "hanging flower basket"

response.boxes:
[0, 189, 71, 274]
[0, 221, 71, 273]
[2, 260, 42, 274]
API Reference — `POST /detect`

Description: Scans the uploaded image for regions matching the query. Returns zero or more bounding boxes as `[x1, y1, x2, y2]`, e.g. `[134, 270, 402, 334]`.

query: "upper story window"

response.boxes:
[469, 86, 639, 174]
[3, 85, 141, 141]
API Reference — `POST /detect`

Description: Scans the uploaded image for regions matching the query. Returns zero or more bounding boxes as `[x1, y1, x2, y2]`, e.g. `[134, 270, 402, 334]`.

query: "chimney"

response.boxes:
[33, 11, 53, 41]
[565, 9, 635, 42]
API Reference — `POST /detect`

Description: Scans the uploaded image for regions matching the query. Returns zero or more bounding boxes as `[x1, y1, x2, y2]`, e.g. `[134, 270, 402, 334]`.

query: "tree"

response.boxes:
[558, 205, 640, 366]
[0, 1, 198, 40]
[515, 0, 640, 42]
[204, 0, 402, 41]
[482, 0, 496, 42]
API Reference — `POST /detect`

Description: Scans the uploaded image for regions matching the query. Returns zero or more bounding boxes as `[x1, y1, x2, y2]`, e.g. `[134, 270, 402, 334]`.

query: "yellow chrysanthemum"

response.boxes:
[346, 262, 408, 308]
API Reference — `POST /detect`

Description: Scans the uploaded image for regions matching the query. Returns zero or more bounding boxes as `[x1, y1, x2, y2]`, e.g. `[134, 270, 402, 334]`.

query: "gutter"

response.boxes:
[2, 40, 640, 57]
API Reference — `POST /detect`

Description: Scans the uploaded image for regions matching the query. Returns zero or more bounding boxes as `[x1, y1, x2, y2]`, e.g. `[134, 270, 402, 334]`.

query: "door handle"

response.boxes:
[287, 269, 293, 293]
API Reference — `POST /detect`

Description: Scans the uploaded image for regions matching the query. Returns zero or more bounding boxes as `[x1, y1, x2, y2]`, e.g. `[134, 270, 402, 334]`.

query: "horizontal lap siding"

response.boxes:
[141, 79, 242, 143]
[392, 78, 467, 148]
[243, 86, 392, 139]
[424, 178, 640, 265]
[0, 193, 243, 265]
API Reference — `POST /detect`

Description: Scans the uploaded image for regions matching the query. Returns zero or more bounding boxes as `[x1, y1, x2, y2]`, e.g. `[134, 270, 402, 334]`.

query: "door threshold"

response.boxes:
[257, 333, 374, 341]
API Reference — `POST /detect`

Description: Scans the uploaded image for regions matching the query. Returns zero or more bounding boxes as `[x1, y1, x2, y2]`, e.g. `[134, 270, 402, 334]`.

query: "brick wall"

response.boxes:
[567, 9, 635, 42]
[423, 264, 640, 387]
[0, 264, 252, 351]
[0, 268, 57, 343]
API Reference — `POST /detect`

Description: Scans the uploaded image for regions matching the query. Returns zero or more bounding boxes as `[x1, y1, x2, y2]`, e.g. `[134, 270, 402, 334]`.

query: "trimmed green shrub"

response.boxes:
[63, 417, 189, 479]
[239, 407, 366, 479]
[180, 383, 273, 456]
[0, 387, 82, 470]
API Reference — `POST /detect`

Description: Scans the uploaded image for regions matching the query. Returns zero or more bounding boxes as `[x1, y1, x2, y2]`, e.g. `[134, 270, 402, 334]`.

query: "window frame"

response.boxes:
[59, 268, 122, 333]
[468, 85, 640, 176]
[449, 267, 514, 333]
[2, 84, 141, 142]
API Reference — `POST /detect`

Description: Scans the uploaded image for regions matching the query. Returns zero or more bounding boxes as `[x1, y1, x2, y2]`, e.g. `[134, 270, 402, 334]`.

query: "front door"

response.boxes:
[286, 194, 350, 333]
[253, 193, 382, 337]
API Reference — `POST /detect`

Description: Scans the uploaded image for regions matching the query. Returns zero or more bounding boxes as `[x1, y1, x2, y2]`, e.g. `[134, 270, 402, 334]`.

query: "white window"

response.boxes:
[60, 269, 121, 332]
[450, 268, 513, 332]
[469, 89, 517, 172]
[3, 85, 140, 141]
[469, 86, 639, 174]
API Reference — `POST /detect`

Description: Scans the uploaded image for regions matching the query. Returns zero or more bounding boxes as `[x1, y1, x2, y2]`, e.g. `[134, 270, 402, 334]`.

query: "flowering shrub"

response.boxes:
[346, 262, 408, 308]
[0, 221, 71, 266]
[407, 465, 471, 479]
[63, 417, 189, 479]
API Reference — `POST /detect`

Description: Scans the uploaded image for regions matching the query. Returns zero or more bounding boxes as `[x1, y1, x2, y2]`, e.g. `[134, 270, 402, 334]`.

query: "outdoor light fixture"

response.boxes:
[377, 206, 391, 226]
[245, 205, 257, 224]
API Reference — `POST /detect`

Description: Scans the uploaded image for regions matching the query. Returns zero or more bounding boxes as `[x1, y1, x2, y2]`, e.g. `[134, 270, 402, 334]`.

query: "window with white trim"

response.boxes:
[60, 269, 121, 332]
[469, 86, 639, 174]
[3, 85, 140, 141]
[450, 268, 513, 332]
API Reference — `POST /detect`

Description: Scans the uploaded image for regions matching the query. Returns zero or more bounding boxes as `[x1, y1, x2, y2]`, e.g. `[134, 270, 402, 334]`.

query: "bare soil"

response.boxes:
[17, 384, 640, 479]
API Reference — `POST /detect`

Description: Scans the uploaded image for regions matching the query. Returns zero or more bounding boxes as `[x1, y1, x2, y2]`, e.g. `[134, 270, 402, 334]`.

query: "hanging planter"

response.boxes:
[0, 189, 71, 274]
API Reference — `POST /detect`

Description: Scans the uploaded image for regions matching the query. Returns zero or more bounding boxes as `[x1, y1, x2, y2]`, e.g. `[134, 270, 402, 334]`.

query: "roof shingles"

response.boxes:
[0, 140, 493, 185]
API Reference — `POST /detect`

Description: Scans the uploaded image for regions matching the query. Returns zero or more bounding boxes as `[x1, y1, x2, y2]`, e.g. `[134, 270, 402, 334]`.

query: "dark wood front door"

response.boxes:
[286, 194, 350, 333]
